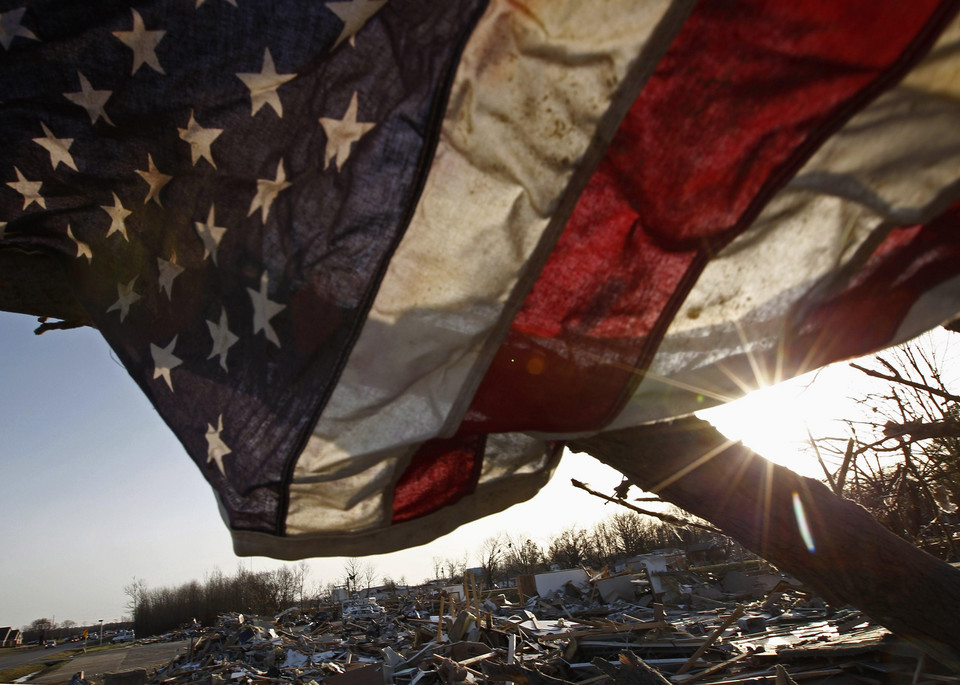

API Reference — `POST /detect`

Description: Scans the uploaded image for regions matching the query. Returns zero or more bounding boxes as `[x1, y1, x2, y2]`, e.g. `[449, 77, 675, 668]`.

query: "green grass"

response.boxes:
[0, 662, 52, 682]
[0, 644, 128, 683]
[68, 643, 126, 656]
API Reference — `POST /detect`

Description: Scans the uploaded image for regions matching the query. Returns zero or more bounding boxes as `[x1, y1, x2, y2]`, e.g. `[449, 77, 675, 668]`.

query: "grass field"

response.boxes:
[0, 661, 51, 682]
[0, 643, 126, 683]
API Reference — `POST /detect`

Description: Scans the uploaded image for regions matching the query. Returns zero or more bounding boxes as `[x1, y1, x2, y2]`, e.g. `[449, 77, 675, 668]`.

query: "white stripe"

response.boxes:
[243, 434, 559, 557]
[282, 0, 694, 538]
[608, 16, 960, 430]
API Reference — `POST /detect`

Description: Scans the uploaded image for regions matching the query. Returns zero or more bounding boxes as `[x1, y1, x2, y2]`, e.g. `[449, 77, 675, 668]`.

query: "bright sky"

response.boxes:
[1, 309, 952, 629]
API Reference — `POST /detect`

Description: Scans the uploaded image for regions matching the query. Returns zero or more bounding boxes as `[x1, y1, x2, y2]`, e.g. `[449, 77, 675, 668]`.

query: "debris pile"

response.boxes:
[146, 566, 951, 685]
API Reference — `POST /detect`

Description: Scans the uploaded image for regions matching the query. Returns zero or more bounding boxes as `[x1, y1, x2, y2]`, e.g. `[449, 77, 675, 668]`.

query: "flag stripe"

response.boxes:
[609, 18, 960, 429]
[460, 0, 958, 434]
[286, 0, 696, 535]
[245, 433, 560, 558]
[379, 4, 960, 528]
[784, 203, 960, 372]
[390, 434, 485, 523]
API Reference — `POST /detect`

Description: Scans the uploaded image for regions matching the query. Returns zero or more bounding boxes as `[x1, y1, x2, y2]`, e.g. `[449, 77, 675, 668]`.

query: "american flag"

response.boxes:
[2, 0, 960, 558]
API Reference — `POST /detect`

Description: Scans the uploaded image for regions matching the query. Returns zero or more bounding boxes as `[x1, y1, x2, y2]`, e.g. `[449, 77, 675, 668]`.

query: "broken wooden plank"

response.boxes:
[676, 606, 744, 675]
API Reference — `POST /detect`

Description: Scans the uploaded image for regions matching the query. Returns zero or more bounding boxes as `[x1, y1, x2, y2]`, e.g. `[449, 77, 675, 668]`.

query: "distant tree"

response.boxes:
[431, 556, 445, 581]
[124, 577, 149, 634]
[476, 535, 503, 588]
[443, 555, 467, 583]
[546, 527, 592, 569]
[29, 618, 53, 632]
[359, 561, 378, 592]
[608, 512, 650, 555]
[272, 566, 298, 609]
[295, 561, 310, 604]
[342, 558, 363, 594]
[586, 519, 617, 567]
[503, 536, 544, 576]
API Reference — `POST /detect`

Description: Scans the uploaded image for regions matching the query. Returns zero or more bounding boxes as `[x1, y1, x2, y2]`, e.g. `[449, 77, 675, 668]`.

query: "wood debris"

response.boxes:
[143, 567, 957, 685]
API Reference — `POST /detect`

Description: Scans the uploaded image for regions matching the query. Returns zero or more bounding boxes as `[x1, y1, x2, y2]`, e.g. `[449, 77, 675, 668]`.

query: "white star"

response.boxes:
[325, 0, 388, 50]
[101, 192, 132, 241]
[206, 308, 238, 371]
[194, 204, 227, 264]
[7, 167, 44, 209]
[157, 254, 183, 299]
[248, 158, 292, 223]
[178, 110, 222, 168]
[64, 72, 114, 126]
[113, 9, 165, 75]
[107, 277, 140, 322]
[67, 225, 92, 262]
[0, 8, 38, 51]
[33, 122, 77, 171]
[205, 414, 232, 476]
[150, 336, 182, 392]
[135, 154, 171, 206]
[247, 271, 285, 347]
[318, 91, 375, 172]
[236, 47, 295, 118]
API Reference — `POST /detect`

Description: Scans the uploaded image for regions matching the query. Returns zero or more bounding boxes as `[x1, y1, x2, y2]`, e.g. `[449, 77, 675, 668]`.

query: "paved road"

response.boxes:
[0, 641, 189, 685]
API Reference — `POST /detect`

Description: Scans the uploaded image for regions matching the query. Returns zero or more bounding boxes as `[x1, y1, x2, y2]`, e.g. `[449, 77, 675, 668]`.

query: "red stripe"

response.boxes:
[463, 0, 955, 433]
[390, 434, 485, 523]
[784, 203, 960, 372]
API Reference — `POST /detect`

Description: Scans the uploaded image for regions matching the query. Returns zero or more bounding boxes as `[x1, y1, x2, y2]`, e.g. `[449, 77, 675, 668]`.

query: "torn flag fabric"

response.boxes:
[1, 0, 959, 558]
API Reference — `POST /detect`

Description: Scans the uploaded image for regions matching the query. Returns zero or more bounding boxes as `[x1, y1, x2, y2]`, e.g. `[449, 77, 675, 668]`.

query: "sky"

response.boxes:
[1, 309, 955, 630]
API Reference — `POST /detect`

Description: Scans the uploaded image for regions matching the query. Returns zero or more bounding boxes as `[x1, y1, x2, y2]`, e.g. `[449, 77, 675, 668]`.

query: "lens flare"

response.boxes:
[793, 491, 816, 553]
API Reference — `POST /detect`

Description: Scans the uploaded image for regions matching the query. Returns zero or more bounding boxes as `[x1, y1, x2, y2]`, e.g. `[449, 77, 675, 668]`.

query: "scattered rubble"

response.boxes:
[138, 560, 955, 685]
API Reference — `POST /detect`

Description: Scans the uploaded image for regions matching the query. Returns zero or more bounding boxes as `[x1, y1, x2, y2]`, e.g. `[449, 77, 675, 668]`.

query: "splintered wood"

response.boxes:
[143, 570, 952, 685]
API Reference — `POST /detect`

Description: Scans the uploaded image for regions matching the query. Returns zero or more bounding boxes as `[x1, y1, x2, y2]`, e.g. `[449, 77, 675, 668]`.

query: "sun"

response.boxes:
[697, 364, 859, 479]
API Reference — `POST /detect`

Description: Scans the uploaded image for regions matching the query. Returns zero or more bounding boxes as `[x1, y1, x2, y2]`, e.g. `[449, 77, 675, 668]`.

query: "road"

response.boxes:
[0, 640, 190, 684]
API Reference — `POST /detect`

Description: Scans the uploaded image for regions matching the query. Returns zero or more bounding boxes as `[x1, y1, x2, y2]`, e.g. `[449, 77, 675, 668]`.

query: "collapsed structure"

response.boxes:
[114, 562, 950, 685]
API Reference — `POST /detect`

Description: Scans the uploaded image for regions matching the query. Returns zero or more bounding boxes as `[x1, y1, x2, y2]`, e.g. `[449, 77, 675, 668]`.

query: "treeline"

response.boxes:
[128, 510, 728, 637]
[20, 619, 131, 644]
[455, 509, 728, 588]
[126, 563, 309, 637]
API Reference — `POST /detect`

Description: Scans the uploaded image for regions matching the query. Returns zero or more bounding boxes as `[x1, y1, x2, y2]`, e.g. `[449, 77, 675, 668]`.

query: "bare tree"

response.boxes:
[359, 561, 378, 593]
[295, 561, 310, 605]
[503, 536, 544, 576]
[342, 558, 363, 595]
[546, 527, 592, 569]
[431, 556, 445, 581]
[124, 577, 149, 632]
[812, 333, 960, 558]
[272, 566, 298, 609]
[476, 535, 503, 588]
[443, 555, 467, 583]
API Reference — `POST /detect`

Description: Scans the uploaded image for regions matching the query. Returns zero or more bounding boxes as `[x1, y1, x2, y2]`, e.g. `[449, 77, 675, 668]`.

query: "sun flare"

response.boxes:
[698, 365, 859, 479]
